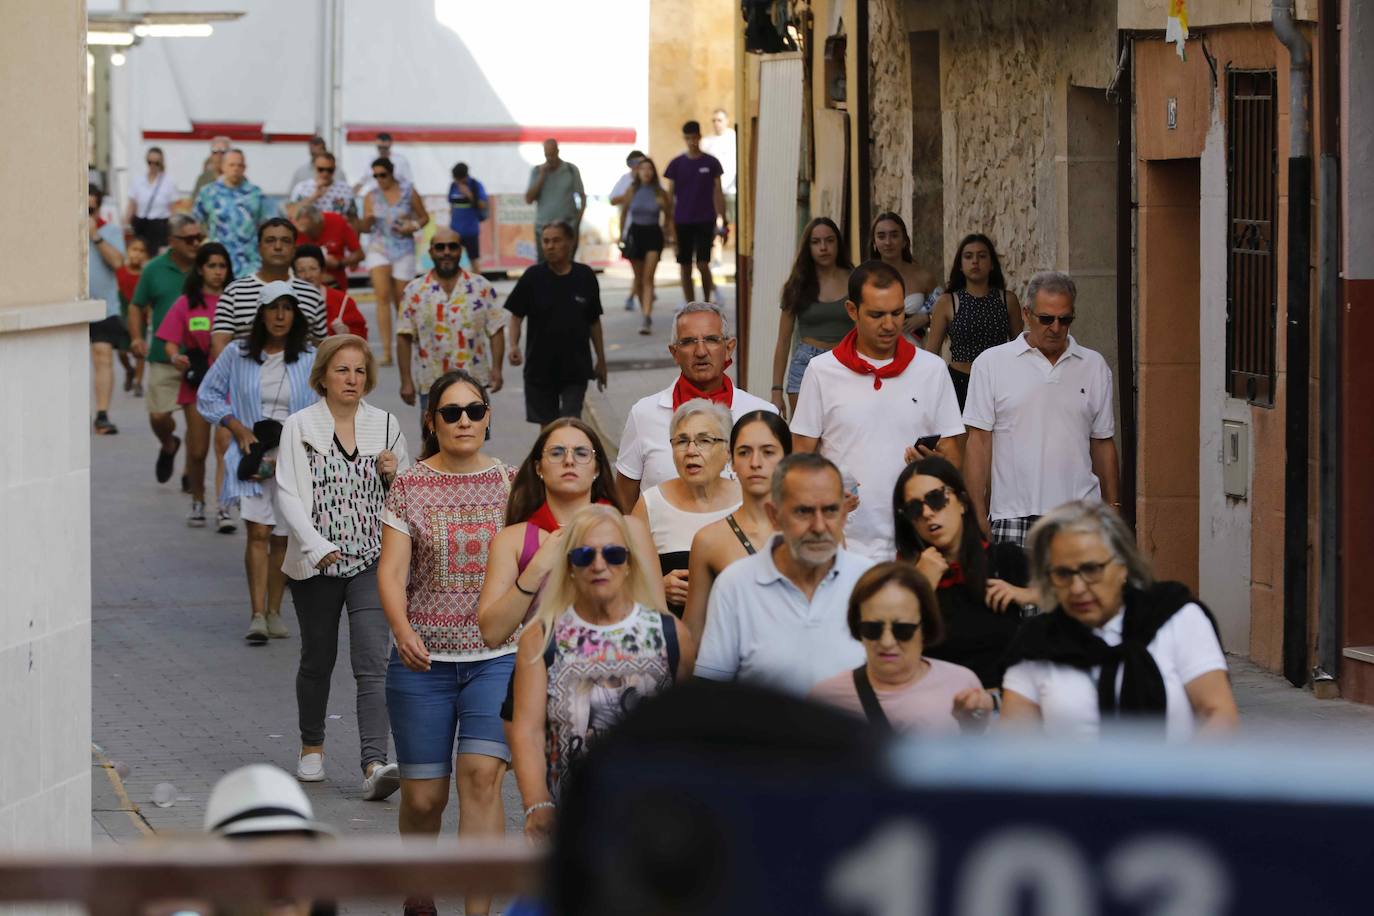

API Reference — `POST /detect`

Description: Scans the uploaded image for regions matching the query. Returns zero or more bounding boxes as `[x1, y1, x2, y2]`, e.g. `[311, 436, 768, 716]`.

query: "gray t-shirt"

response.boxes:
[528, 161, 585, 226]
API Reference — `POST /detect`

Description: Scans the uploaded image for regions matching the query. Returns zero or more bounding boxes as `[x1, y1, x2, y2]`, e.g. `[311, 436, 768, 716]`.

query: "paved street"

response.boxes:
[89, 268, 1374, 910]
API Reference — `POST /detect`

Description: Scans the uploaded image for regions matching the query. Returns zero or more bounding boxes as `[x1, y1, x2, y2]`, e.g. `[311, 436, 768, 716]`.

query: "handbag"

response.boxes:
[236, 419, 284, 481]
[183, 347, 210, 389]
[851, 666, 894, 734]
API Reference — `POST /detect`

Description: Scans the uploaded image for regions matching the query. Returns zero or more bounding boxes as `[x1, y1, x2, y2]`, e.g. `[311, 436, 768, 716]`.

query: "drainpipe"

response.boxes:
[1273, 0, 1312, 687]
[1315, 0, 1341, 687]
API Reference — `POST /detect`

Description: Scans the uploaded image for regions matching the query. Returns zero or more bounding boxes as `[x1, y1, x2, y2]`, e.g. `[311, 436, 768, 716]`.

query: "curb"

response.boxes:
[91, 743, 156, 838]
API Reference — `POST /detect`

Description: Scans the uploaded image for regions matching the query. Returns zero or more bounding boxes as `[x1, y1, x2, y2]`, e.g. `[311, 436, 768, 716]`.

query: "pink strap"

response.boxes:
[517, 521, 542, 573]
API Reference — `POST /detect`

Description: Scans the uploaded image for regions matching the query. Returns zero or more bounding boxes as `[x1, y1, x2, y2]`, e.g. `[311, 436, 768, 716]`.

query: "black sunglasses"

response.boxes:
[432, 242, 462, 252]
[316, 166, 335, 173]
[857, 620, 922, 642]
[568, 545, 630, 568]
[372, 171, 391, 179]
[1031, 312, 1075, 327]
[436, 402, 488, 424]
[901, 486, 951, 520]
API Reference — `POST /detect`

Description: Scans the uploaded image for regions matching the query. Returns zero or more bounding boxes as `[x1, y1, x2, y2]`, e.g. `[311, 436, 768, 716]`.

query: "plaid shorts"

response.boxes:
[990, 515, 1040, 549]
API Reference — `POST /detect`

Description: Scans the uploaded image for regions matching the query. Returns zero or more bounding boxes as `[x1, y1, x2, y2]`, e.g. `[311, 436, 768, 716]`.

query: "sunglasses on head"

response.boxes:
[568, 545, 630, 568]
[435, 402, 488, 424]
[1031, 312, 1075, 327]
[902, 486, 952, 520]
[857, 620, 922, 642]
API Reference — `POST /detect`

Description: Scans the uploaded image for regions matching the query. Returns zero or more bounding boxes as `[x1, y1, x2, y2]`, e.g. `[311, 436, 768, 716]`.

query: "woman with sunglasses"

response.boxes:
[477, 418, 662, 650]
[377, 369, 514, 916]
[631, 399, 742, 616]
[682, 410, 792, 643]
[511, 504, 695, 843]
[894, 456, 1034, 690]
[274, 335, 409, 794]
[962, 501, 1238, 739]
[360, 156, 429, 365]
[923, 233, 1022, 408]
[810, 561, 981, 734]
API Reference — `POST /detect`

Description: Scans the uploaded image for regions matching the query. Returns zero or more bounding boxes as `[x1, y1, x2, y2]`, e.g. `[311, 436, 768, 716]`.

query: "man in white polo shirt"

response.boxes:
[791, 261, 965, 559]
[615, 301, 776, 508]
[696, 453, 873, 695]
[963, 270, 1120, 546]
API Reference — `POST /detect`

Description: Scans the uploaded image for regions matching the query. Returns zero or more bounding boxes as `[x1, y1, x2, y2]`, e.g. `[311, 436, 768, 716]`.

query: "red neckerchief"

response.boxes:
[937, 540, 990, 590]
[829, 329, 916, 390]
[529, 499, 614, 533]
[671, 371, 734, 410]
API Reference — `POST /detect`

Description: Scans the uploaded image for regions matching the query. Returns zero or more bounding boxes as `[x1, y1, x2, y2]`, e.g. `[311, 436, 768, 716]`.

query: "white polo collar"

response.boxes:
[754, 535, 843, 587]
[1014, 333, 1082, 362]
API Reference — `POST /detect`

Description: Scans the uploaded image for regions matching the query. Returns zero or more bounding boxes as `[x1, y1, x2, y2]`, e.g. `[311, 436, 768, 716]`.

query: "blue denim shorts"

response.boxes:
[785, 341, 830, 394]
[386, 649, 515, 779]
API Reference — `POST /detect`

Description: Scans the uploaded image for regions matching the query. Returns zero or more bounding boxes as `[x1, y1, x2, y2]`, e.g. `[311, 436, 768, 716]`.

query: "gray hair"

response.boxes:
[1025, 500, 1153, 609]
[1024, 271, 1078, 309]
[169, 213, 200, 235]
[673, 301, 733, 340]
[296, 203, 321, 222]
[669, 398, 732, 442]
[769, 452, 842, 506]
[541, 220, 575, 240]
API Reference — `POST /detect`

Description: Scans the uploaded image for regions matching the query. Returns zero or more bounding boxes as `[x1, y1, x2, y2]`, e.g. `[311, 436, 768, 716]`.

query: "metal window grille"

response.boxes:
[1225, 69, 1279, 405]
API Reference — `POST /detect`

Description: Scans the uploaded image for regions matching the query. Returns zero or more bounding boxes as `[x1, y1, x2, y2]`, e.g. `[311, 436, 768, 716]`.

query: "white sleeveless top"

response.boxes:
[642, 485, 741, 556]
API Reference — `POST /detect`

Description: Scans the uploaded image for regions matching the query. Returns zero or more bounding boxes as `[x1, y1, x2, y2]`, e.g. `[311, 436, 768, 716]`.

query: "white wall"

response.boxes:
[1197, 86, 1253, 651]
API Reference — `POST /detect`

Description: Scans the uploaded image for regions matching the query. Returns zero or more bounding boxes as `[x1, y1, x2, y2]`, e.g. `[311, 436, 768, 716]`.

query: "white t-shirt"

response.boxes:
[791, 347, 965, 559]
[696, 537, 873, 695]
[129, 171, 178, 220]
[701, 129, 737, 194]
[260, 352, 292, 421]
[962, 335, 1115, 520]
[1001, 603, 1226, 741]
[615, 383, 777, 492]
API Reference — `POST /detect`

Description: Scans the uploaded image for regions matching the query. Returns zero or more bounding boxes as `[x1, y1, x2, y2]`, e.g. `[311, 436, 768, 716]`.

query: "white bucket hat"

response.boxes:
[257, 279, 299, 307]
[204, 764, 334, 838]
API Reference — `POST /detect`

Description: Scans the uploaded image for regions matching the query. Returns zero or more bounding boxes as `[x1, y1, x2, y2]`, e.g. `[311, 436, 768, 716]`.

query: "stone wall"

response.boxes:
[648, 0, 737, 165]
[903, 0, 1118, 289]
[868, 0, 914, 237]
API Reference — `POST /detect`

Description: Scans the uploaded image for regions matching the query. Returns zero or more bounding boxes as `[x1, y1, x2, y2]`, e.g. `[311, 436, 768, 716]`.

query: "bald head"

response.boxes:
[430, 227, 463, 278]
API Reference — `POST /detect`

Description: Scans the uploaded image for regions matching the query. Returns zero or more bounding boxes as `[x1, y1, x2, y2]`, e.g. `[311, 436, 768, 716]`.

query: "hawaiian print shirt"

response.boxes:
[193, 178, 269, 275]
[288, 178, 357, 218]
[398, 269, 507, 389]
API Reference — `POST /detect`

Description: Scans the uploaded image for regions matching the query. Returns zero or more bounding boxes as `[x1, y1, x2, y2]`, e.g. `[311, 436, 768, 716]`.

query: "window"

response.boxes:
[1225, 69, 1279, 405]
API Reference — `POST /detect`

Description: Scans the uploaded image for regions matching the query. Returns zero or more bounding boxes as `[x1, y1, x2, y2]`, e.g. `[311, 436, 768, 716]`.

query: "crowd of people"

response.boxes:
[87, 123, 1239, 916]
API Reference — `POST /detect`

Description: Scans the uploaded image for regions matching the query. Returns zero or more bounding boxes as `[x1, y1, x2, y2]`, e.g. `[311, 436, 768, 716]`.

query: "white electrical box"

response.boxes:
[1222, 420, 1248, 498]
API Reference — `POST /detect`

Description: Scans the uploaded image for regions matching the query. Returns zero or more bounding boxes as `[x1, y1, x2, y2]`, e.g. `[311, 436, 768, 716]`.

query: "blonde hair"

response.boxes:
[533, 505, 662, 651]
[309, 335, 376, 396]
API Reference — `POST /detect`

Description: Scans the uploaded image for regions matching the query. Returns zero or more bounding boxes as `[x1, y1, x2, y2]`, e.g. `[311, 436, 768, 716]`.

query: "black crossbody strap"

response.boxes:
[851, 666, 893, 733]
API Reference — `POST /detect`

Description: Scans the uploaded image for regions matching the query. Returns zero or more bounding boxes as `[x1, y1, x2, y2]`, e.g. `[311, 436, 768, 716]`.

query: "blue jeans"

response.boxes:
[386, 650, 515, 779]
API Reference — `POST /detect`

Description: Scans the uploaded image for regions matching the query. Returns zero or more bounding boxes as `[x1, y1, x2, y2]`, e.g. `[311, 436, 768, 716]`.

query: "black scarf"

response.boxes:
[1000, 581, 1221, 723]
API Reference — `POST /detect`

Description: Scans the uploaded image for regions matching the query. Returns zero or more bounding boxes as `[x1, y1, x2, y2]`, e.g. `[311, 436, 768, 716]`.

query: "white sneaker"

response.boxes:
[361, 762, 400, 801]
[187, 500, 207, 528]
[216, 506, 236, 534]
[296, 751, 325, 782]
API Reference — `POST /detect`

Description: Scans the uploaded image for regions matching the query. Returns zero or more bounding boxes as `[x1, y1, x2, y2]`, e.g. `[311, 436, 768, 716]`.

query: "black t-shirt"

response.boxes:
[504, 262, 602, 386]
[924, 541, 1029, 689]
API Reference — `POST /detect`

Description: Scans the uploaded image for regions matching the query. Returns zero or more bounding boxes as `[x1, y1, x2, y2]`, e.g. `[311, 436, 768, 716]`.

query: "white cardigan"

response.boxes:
[274, 399, 413, 581]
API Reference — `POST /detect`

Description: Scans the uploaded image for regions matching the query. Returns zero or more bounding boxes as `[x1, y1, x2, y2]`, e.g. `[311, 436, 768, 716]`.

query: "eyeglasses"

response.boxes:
[146, 159, 163, 167]
[901, 486, 951, 521]
[1047, 558, 1117, 588]
[173, 233, 204, 244]
[1030, 312, 1075, 327]
[435, 402, 489, 424]
[567, 544, 629, 567]
[670, 434, 726, 451]
[544, 445, 595, 465]
[88, 206, 97, 215]
[432, 242, 462, 252]
[372, 171, 391, 180]
[857, 620, 922, 642]
[673, 335, 727, 349]
[316, 166, 335, 174]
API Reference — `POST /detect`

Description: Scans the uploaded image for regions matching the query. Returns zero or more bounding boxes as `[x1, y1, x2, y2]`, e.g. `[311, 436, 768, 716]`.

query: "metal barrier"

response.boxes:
[0, 837, 543, 915]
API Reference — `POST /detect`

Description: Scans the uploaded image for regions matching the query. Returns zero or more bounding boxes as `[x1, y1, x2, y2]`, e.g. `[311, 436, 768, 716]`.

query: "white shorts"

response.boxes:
[239, 479, 286, 535]
[363, 247, 417, 281]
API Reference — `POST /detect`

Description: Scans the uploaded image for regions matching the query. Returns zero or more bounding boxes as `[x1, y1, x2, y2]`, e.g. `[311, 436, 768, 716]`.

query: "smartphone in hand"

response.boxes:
[915, 434, 941, 452]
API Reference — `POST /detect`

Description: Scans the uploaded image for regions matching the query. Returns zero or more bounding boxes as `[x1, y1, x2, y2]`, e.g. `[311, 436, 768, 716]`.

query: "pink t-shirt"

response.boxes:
[156, 293, 218, 406]
[809, 657, 982, 735]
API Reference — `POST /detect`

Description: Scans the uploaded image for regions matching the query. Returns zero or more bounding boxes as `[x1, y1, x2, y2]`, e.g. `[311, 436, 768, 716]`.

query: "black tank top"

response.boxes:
[949, 288, 1010, 363]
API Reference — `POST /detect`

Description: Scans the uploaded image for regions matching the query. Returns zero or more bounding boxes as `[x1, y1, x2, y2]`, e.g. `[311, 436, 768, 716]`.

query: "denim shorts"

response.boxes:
[785, 341, 830, 394]
[386, 649, 515, 779]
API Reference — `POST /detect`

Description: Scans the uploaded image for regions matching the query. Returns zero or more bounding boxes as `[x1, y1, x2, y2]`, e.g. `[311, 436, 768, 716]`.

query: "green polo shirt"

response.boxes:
[131, 251, 189, 364]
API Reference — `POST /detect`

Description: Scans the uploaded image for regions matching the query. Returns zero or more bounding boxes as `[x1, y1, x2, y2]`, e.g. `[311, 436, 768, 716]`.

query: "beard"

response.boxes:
[434, 259, 460, 278]
[785, 533, 838, 568]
